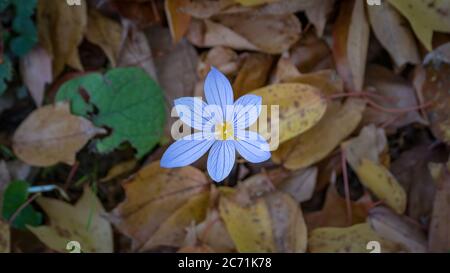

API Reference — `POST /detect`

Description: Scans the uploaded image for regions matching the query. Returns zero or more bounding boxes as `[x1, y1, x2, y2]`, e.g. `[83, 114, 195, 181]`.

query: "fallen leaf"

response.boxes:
[219, 190, 307, 253]
[363, 65, 426, 131]
[118, 27, 158, 81]
[100, 160, 138, 182]
[111, 0, 163, 28]
[192, 209, 236, 253]
[391, 143, 448, 221]
[37, 0, 87, 76]
[234, 0, 279, 6]
[225, 0, 316, 16]
[272, 99, 366, 170]
[305, 0, 335, 37]
[288, 31, 333, 73]
[140, 191, 209, 251]
[421, 45, 450, 144]
[56, 68, 166, 158]
[187, 13, 301, 54]
[110, 161, 210, 251]
[28, 186, 113, 253]
[368, 2, 420, 69]
[342, 124, 387, 170]
[428, 161, 450, 252]
[305, 184, 371, 230]
[388, 0, 450, 51]
[265, 191, 307, 252]
[286, 69, 344, 96]
[0, 220, 9, 253]
[251, 83, 327, 146]
[354, 158, 406, 214]
[271, 57, 302, 84]
[309, 223, 402, 253]
[12, 102, 105, 167]
[85, 9, 123, 67]
[368, 206, 427, 253]
[165, 0, 192, 43]
[19, 46, 52, 106]
[332, 0, 369, 91]
[233, 53, 273, 97]
[277, 167, 317, 203]
[180, 0, 234, 19]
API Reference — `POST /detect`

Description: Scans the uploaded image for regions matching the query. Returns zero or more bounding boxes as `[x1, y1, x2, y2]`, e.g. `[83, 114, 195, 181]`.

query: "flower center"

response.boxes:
[215, 122, 234, 140]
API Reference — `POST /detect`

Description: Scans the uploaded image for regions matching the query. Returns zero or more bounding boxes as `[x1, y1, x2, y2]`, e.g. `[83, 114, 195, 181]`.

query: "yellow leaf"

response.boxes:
[388, 0, 450, 51]
[356, 159, 407, 214]
[27, 186, 113, 253]
[85, 9, 123, 67]
[110, 161, 210, 251]
[219, 184, 307, 253]
[12, 102, 106, 167]
[140, 192, 209, 251]
[272, 99, 365, 170]
[0, 220, 9, 253]
[100, 160, 138, 182]
[219, 196, 276, 252]
[251, 83, 327, 146]
[309, 223, 402, 253]
[37, 0, 87, 76]
[234, 0, 280, 7]
[165, 0, 192, 43]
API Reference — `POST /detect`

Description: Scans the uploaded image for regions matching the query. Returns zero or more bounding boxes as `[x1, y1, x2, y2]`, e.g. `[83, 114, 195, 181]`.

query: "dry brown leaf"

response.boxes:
[0, 220, 9, 253]
[118, 27, 158, 81]
[187, 13, 301, 54]
[86, 9, 123, 67]
[191, 209, 235, 253]
[272, 99, 366, 170]
[342, 124, 387, 169]
[110, 161, 210, 251]
[12, 102, 106, 167]
[428, 161, 450, 252]
[0, 161, 11, 213]
[111, 0, 163, 28]
[363, 65, 426, 131]
[28, 186, 113, 253]
[309, 223, 403, 253]
[421, 44, 450, 144]
[305, 0, 335, 37]
[286, 69, 344, 96]
[286, 31, 333, 73]
[233, 53, 273, 97]
[368, 2, 420, 69]
[265, 191, 308, 252]
[332, 0, 369, 92]
[391, 143, 448, 221]
[224, 0, 316, 16]
[37, 0, 87, 76]
[20, 46, 52, 107]
[277, 167, 317, 203]
[271, 57, 302, 84]
[180, 0, 234, 19]
[305, 184, 371, 230]
[368, 206, 427, 253]
[165, 0, 192, 43]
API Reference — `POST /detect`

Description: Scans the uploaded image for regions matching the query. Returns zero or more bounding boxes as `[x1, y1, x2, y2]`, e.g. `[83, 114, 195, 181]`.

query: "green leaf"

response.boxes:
[12, 0, 37, 17]
[2, 180, 42, 230]
[56, 67, 167, 158]
[0, 56, 12, 95]
[0, 0, 11, 12]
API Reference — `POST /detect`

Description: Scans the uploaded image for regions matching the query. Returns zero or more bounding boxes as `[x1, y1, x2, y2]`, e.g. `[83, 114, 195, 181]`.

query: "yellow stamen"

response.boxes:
[215, 122, 234, 140]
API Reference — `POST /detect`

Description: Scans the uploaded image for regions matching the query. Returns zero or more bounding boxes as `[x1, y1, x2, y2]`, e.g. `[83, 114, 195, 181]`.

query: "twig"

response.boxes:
[64, 161, 80, 190]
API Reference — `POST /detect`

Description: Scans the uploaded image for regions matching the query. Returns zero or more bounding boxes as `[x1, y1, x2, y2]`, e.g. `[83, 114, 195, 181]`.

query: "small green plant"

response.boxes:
[0, 0, 38, 95]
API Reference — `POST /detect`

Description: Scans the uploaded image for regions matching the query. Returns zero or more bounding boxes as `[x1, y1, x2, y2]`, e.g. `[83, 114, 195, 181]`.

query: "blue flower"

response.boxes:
[160, 67, 271, 182]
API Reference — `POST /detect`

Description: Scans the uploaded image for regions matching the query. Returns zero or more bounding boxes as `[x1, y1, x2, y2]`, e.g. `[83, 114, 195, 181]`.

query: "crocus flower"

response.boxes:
[160, 67, 271, 182]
